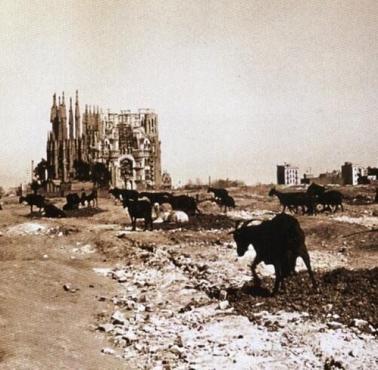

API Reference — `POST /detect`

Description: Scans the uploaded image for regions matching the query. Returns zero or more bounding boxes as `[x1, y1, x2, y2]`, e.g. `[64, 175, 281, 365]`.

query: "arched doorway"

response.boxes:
[113, 154, 136, 189]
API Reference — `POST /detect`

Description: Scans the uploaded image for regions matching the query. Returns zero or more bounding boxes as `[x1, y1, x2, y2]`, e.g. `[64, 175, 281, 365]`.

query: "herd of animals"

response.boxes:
[13, 184, 377, 294]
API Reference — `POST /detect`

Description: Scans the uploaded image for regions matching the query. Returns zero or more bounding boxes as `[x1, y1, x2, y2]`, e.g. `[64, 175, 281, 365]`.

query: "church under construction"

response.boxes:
[46, 91, 165, 190]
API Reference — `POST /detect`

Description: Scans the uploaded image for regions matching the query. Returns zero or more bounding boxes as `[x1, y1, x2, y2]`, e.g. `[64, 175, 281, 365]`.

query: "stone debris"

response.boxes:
[63, 284, 79, 293]
[7, 222, 48, 236]
[333, 215, 378, 228]
[327, 321, 344, 330]
[350, 319, 376, 334]
[72, 244, 95, 255]
[94, 239, 378, 369]
[218, 300, 229, 310]
[101, 347, 115, 355]
[111, 310, 127, 325]
[98, 323, 114, 333]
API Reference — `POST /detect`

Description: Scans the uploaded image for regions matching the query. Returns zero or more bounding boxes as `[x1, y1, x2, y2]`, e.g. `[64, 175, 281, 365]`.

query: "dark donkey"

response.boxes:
[307, 183, 343, 213]
[229, 213, 317, 295]
[81, 189, 98, 207]
[122, 197, 153, 231]
[19, 194, 45, 213]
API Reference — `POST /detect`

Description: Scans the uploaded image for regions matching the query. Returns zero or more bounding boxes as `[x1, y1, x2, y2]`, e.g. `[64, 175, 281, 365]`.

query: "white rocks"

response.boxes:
[112, 270, 128, 283]
[351, 318, 369, 329]
[93, 267, 113, 277]
[219, 289, 228, 300]
[7, 222, 48, 236]
[123, 330, 138, 343]
[350, 319, 375, 333]
[63, 283, 79, 293]
[96, 240, 378, 370]
[98, 323, 114, 333]
[170, 345, 184, 356]
[112, 310, 126, 325]
[101, 347, 115, 355]
[218, 300, 229, 310]
[327, 321, 344, 330]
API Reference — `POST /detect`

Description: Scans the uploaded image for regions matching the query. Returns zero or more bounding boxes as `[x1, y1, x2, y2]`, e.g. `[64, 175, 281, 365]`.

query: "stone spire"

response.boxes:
[75, 90, 81, 138]
[59, 91, 67, 140]
[50, 93, 59, 140]
[68, 97, 74, 139]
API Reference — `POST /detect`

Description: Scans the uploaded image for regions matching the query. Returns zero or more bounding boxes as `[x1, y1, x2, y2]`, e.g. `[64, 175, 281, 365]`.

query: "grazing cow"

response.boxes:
[63, 193, 81, 210]
[43, 203, 66, 218]
[229, 213, 317, 295]
[307, 183, 344, 213]
[109, 188, 139, 202]
[139, 191, 171, 205]
[215, 194, 236, 212]
[108, 187, 122, 201]
[269, 188, 315, 215]
[207, 187, 229, 201]
[19, 194, 45, 213]
[167, 195, 201, 216]
[122, 198, 153, 231]
[81, 189, 98, 207]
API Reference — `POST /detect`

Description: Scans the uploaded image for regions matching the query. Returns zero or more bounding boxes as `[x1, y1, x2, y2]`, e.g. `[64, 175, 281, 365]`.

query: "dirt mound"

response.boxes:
[153, 214, 234, 231]
[225, 268, 378, 331]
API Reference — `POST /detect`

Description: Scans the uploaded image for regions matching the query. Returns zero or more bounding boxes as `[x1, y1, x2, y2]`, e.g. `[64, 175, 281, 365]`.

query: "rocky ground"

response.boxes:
[0, 185, 377, 369]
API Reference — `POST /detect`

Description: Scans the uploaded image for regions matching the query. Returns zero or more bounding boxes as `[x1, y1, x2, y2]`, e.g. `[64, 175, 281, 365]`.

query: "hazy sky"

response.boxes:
[0, 0, 377, 187]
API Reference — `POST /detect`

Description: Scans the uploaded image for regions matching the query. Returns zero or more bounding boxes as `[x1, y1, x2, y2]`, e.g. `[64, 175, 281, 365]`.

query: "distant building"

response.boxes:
[277, 164, 299, 185]
[46, 91, 165, 190]
[301, 170, 342, 185]
[341, 162, 367, 185]
[367, 167, 378, 178]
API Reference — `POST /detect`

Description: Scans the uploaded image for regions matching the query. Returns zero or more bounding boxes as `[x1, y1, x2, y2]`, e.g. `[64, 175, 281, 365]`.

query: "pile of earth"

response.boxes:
[153, 213, 235, 231]
[221, 268, 377, 332]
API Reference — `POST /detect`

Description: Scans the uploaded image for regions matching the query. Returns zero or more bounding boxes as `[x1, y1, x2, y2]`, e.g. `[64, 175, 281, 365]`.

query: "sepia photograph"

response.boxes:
[0, 1, 377, 369]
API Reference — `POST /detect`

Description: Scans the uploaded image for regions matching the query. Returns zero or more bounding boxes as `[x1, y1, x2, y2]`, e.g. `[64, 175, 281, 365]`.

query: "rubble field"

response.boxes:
[0, 185, 377, 369]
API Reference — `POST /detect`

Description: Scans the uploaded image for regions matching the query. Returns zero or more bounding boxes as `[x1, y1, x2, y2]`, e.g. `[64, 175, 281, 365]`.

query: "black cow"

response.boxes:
[207, 187, 229, 201]
[167, 195, 201, 216]
[19, 194, 45, 213]
[139, 192, 171, 205]
[63, 193, 81, 210]
[81, 189, 98, 207]
[216, 194, 236, 212]
[229, 213, 317, 295]
[307, 183, 343, 213]
[269, 188, 315, 215]
[122, 198, 153, 231]
[43, 203, 66, 218]
[109, 188, 139, 202]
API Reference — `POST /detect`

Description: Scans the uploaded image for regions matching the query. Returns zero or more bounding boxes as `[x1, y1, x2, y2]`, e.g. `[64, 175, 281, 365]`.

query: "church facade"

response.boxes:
[46, 91, 162, 189]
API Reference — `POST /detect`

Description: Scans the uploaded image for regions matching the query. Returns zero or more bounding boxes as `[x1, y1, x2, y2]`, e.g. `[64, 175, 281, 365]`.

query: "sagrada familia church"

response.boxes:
[46, 91, 170, 190]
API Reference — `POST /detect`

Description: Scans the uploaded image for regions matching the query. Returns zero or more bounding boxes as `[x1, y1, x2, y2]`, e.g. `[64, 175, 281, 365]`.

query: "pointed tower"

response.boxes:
[50, 93, 59, 140]
[68, 97, 74, 139]
[60, 91, 67, 140]
[82, 104, 88, 137]
[75, 90, 81, 138]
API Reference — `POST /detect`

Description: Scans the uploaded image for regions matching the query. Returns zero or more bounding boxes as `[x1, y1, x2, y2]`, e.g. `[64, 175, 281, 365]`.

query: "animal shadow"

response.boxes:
[228, 283, 272, 298]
